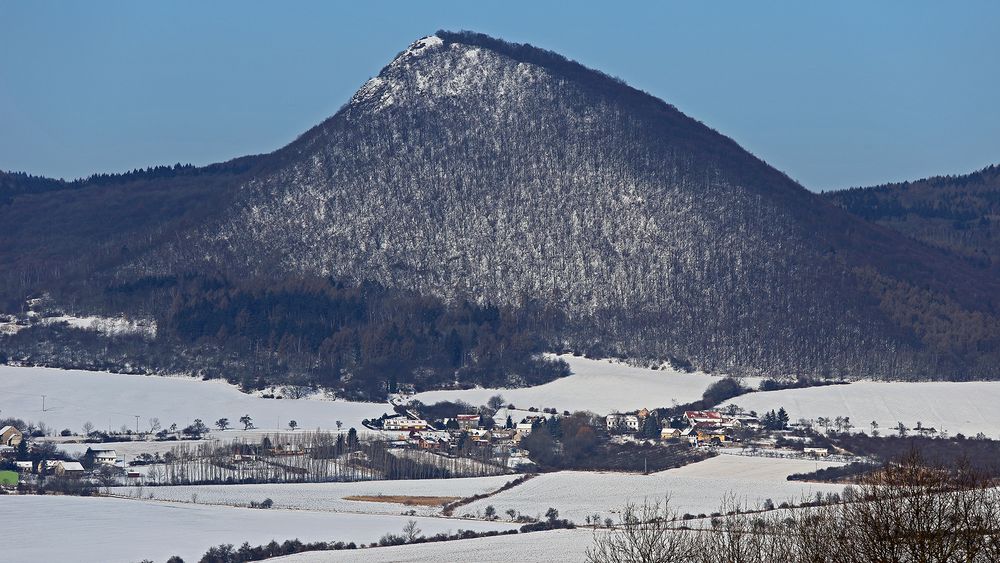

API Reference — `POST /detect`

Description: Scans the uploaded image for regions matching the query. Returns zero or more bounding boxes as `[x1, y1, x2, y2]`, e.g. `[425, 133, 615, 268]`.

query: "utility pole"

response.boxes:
[134, 415, 140, 435]
[41, 394, 46, 412]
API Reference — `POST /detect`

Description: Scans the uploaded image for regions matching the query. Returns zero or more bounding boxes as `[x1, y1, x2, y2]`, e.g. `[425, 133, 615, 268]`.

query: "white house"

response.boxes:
[383, 417, 429, 432]
[87, 448, 118, 466]
[622, 415, 641, 431]
[607, 414, 641, 431]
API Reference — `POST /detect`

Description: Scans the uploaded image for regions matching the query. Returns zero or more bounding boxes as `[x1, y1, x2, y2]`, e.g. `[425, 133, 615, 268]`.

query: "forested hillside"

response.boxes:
[0, 157, 265, 312]
[824, 164, 1000, 269]
[2, 31, 999, 387]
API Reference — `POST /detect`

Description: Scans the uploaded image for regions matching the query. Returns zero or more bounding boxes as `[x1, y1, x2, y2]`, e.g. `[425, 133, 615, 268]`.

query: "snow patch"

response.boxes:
[407, 35, 444, 55]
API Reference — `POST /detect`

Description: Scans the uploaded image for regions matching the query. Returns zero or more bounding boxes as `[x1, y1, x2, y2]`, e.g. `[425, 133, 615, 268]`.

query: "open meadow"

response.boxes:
[727, 381, 1000, 438]
[0, 364, 391, 434]
[458, 453, 845, 523]
[412, 354, 758, 414]
[0, 495, 517, 563]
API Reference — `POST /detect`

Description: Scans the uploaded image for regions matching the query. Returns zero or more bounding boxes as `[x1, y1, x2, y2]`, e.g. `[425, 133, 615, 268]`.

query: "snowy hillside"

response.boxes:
[0, 365, 389, 433]
[120, 31, 1000, 381]
[411, 354, 755, 414]
[458, 454, 844, 524]
[727, 380, 1000, 438]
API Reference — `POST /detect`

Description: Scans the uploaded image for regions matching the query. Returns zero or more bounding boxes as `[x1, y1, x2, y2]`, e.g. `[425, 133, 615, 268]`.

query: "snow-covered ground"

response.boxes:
[726, 381, 1000, 438]
[412, 354, 753, 414]
[1, 495, 517, 563]
[458, 454, 844, 524]
[109, 474, 522, 516]
[270, 528, 595, 563]
[54, 439, 214, 459]
[37, 313, 157, 338]
[0, 365, 391, 434]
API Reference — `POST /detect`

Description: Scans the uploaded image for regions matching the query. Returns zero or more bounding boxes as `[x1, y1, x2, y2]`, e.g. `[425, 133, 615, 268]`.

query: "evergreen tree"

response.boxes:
[777, 407, 790, 430]
[639, 415, 662, 439]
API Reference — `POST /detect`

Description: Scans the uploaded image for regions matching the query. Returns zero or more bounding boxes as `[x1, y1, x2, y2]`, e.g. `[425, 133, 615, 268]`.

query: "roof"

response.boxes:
[456, 414, 479, 420]
[58, 461, 85, 471]
[0, 425, 19, 435]
[684, 411, 723, 420]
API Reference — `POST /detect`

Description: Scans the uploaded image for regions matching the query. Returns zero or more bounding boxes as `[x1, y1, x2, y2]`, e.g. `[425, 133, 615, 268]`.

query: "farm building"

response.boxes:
[0, 425, 23, 447]
[45, 460, 85, 477]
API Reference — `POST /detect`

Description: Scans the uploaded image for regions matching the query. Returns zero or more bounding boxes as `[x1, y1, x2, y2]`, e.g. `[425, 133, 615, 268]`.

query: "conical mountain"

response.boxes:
[5, 31, 999, 379]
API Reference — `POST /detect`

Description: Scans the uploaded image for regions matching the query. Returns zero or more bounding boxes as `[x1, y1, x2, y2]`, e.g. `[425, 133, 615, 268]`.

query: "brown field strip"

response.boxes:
[343, 495, 461, 506]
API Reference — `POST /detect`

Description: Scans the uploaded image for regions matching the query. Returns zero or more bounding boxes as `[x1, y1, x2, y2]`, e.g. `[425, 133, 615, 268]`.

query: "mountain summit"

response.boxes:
[4, 31, 999, 380]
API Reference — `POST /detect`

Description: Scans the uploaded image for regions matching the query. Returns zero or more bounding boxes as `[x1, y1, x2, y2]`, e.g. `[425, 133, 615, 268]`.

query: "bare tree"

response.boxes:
[487, 394, 506, 412]
[586, 497, 697, 563]
[402, 520, 422, 542]
[592, 453, 1000, 563]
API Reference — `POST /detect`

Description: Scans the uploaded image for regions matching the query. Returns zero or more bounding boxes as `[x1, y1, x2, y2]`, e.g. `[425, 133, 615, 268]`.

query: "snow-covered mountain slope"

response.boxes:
[4, 31, 998, 380]
[139, 31, 993, 378]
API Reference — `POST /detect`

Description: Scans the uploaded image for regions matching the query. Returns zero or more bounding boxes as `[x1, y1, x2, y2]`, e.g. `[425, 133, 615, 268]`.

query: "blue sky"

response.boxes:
[1, 1, 997, 190]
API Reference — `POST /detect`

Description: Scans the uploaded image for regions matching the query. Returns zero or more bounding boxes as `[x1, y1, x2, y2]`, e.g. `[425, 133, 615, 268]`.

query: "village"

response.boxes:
[1, 393, 848, 496]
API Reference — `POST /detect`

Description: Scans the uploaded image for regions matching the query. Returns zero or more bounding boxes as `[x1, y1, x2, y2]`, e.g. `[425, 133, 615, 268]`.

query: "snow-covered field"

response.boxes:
[270, 528, 595, 563]
[727, 381, 1000, 438]
[109, 474, 522, 516]
[412, 354, 752, 414]
[0, 365, 391, 434]
[1, 495, 517, 563]
[458, 454, 844, 524]
[53, 438, 215, 458]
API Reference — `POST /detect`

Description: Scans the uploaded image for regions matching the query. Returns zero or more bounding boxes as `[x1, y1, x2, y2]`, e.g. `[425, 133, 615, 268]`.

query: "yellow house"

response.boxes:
[661, 428, 681, 440]
[695, 429, 728, 445]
